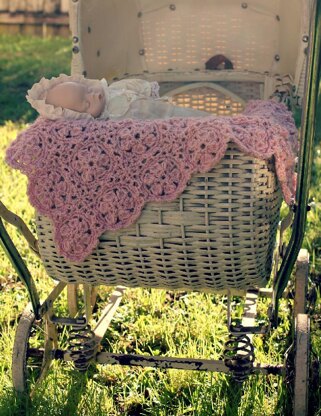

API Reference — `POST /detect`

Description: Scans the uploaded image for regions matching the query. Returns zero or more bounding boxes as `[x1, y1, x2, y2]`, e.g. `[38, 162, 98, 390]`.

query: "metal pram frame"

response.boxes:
[1, 1, 321, 415]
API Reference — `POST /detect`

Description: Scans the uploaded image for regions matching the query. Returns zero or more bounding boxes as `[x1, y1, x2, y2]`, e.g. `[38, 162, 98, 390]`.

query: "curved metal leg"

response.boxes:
[67, 284, 79, 318]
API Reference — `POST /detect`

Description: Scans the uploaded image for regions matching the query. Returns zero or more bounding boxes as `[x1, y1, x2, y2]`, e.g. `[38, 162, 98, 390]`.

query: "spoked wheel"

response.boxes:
[12, 304, 57, 394]
[293, 313, 310, 416]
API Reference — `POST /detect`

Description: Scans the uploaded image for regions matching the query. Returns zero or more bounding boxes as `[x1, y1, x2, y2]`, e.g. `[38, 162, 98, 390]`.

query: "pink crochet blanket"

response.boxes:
[6, 100, 297, 262]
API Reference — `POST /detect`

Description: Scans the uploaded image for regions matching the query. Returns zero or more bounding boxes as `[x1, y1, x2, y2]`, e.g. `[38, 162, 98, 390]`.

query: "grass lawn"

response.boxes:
[0, 34, 321, 416]
[0, 34, 70, 124]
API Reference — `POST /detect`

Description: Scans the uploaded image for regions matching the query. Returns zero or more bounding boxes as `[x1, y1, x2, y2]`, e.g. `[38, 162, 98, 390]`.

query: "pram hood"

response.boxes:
[70, 0, 312, 96]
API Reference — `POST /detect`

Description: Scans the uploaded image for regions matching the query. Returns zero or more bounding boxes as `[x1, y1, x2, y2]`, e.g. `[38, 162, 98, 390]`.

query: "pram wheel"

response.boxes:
[293, 313, 310, 416]
[12, 304, 57, 394]
[291, 249, 310, 416]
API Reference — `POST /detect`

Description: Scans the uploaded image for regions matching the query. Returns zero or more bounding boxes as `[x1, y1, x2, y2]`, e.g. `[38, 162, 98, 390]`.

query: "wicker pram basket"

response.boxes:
[35, 0, 304, 294]
[36, 143, 282, 292]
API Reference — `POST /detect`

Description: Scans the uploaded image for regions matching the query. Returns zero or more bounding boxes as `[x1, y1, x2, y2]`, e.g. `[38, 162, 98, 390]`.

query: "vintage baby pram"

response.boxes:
[1, 0, 320, 414]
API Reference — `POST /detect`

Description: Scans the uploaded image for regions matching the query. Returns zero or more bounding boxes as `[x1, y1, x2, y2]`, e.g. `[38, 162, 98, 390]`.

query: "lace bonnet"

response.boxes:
[26, 73, 109, 120]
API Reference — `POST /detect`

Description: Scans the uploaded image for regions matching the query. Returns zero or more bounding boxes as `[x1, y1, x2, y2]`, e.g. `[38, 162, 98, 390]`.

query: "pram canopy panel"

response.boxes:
[70, 0, 310, 89]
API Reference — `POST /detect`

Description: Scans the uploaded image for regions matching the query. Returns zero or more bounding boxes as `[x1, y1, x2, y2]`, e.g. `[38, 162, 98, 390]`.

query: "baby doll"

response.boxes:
[27, 74, 210, 120]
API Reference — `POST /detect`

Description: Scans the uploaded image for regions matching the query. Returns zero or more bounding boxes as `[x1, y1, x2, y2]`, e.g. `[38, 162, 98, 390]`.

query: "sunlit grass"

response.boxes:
[0, 34, 70, 124]
[0, 120, 314, 416]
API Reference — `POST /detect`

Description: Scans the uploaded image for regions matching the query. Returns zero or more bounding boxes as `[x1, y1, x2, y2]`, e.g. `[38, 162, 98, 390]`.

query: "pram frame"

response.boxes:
[1, 1, 319, 322]
[272, 0, 321, 324]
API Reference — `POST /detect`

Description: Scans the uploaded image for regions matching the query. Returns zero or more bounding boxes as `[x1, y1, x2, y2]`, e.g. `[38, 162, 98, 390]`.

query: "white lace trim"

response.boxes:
[27, 75, 163, 120]
[27, 74, 109, 120]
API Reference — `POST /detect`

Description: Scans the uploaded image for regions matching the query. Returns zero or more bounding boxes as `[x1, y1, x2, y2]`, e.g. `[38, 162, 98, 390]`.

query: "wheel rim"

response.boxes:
[12, 305, 53, 394]
[293, 313, 310, 416]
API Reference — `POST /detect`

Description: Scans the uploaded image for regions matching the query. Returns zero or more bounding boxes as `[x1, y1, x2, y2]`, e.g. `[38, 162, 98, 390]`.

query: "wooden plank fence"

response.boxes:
[0, 0, 69, 14]
[0, 0, 70, 36]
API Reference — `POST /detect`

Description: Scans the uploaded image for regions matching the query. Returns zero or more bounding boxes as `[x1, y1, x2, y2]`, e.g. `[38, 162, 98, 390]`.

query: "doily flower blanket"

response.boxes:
[6, 100, 298, 262]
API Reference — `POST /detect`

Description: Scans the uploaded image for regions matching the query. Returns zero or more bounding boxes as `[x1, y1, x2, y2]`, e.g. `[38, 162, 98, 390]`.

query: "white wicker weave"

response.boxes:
[69, 0, 309, 94]
[36, 143, 282, 292]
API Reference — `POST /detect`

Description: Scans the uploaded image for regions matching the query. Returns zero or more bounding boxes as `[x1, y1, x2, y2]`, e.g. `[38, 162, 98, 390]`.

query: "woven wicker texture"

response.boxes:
[71, 0, 303, 81]
[36, 144, 282, 291]
[159, 81, 262, 101]
[170, 86, 244, 115]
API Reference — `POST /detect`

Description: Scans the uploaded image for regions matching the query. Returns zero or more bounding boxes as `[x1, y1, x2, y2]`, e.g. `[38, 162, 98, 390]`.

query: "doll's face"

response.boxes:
[46, 81, 105, 117]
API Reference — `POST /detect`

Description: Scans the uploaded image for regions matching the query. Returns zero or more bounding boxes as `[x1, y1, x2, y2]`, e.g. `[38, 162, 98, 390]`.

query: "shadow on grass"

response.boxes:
[0, 371, 89, 416]
[0, 367, 294, 416]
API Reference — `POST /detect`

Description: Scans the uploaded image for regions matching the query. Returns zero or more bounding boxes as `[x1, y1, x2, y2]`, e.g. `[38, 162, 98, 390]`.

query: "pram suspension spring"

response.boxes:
[67, 321, 97, 371]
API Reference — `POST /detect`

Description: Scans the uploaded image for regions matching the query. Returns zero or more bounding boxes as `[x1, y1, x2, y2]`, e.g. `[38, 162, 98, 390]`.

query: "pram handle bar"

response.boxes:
[0, 202, 40, 318]
[272, 0, 321, 325]
[0, 201, 40, 256]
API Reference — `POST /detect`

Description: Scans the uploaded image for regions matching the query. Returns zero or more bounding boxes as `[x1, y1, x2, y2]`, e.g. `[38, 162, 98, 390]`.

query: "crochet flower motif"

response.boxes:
[6, 100, 298, 262]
